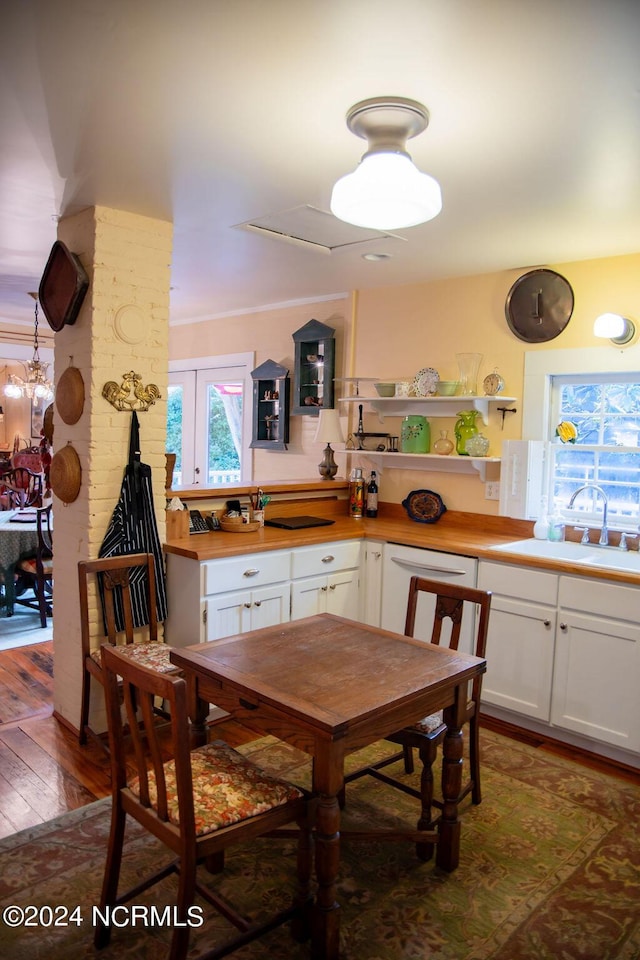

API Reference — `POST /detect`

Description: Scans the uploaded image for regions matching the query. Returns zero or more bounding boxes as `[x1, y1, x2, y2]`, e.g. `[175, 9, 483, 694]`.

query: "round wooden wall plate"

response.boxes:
[50, 444, 82, 504]
[56, 366, 85, 425]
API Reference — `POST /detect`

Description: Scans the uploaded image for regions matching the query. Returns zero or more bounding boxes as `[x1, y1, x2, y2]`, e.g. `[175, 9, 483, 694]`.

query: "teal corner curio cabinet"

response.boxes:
[250, 359, 290, 449]
[292, 319, 336, 416]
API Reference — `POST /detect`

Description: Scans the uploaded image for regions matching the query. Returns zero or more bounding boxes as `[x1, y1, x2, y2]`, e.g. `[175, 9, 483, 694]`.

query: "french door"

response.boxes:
[167, 353, 253, 486]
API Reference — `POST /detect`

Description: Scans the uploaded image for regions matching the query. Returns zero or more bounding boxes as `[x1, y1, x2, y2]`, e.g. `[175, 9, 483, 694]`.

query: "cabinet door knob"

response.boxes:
[244, 602, 251, 608]
[254, 600, 261, 607]
[321, 585, 328, 591]
[329, 583, 336, 590]
[243, 568, 259, 577]
[560, 622, 568, 631]
[543, 619, 551, 627]
[322, 555, 335, 563]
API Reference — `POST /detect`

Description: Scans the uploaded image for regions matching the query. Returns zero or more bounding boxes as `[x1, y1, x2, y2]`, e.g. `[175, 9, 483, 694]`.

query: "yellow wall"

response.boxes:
[175, 251, 640, 513]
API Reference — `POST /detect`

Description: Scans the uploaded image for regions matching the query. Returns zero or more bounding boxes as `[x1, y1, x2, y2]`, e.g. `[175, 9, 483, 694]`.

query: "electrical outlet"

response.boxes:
[485, 481, 500, 500]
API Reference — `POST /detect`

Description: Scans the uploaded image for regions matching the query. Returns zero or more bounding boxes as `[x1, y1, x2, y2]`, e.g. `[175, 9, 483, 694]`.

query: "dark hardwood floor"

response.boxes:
[0, 640, 638, 840]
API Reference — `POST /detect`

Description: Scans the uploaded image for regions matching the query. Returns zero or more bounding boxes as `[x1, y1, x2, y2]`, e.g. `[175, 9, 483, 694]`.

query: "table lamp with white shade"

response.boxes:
[314, 408, 344, 480]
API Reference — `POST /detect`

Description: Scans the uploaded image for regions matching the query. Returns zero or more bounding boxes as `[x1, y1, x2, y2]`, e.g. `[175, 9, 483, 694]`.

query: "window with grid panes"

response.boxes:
[549, 373, 640, 527]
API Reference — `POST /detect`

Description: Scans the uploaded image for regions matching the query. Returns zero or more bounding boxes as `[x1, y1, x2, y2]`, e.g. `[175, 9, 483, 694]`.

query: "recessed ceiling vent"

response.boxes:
[233, 204, 406, 254]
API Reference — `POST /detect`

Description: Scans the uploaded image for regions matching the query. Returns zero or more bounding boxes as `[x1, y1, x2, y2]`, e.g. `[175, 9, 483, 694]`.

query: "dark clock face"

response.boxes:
[505, 269, 574, 343]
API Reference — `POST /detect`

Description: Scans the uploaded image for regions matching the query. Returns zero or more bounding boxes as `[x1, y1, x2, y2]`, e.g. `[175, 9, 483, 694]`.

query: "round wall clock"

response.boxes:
[505, 268, 574, 343]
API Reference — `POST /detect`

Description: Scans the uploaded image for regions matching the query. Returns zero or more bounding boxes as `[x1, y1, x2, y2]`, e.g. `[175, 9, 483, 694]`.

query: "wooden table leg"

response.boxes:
[436, 689, 465, 872]
[188, 680, 210, 747]
[311, 746, 344, 960]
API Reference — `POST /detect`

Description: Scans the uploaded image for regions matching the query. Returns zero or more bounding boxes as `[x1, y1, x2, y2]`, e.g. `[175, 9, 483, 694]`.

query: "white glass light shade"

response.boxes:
[314, 408, 345, 444]
[593, 313, 635, 345]
[331, 152, 442, 231]
[3, 378, 23, 399]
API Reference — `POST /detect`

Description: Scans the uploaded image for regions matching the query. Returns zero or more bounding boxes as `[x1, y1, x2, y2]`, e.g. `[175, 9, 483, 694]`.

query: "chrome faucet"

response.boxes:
[568, 483, 609, 546]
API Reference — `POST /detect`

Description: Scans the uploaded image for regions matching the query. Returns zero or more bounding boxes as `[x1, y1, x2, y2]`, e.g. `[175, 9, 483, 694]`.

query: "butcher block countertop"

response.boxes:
[164, 496, 640, 587]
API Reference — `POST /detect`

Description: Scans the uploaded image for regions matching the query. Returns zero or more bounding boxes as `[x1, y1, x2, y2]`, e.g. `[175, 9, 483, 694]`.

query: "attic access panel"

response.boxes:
[234, 204, 405, 253]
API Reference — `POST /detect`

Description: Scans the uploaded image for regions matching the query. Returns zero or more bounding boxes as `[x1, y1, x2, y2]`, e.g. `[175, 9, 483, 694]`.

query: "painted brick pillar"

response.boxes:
[51, 206, 172, 733]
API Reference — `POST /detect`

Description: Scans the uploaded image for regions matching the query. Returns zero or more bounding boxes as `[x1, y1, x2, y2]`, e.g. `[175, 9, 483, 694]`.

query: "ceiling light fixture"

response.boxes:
[3, 293, 54, 402]
[331, 96, 442, 231]
[593, 312, 636, 346]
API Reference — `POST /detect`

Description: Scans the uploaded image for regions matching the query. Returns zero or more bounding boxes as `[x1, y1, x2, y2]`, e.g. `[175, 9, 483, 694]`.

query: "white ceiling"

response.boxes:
[1, 0, 639, 329]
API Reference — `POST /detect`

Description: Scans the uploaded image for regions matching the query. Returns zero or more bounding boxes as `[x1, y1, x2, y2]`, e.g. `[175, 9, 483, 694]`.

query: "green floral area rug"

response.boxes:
[0, 729, 639, 959]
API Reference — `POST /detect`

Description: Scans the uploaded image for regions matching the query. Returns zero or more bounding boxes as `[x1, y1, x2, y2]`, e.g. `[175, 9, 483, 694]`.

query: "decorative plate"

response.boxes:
[401, 489, 447, 524]
[39, 240, 89, 332]
[412, 367, 440, 397]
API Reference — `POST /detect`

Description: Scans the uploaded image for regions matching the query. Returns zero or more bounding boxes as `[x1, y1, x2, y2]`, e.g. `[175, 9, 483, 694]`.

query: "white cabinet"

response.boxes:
[290, 540, 361, 622]
[478, 561, 558, 720]
[551, 576, 640, 752]
[291, 570, 360, 621]
[166, 540, 363, 645]
[478, 560, 640, 757]
[166, 549, 291, 646]
[360, 540, 384, 625]
[381, 543, 477, 653]
[206, 582, 291, 641]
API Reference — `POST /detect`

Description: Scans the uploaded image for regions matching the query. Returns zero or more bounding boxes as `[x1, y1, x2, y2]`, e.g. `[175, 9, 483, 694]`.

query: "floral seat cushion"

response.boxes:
[17, 556, 53, 577]
[91, 641, 178, 673]
[129, 739, 303, 836]
[410, 711, 445, 734]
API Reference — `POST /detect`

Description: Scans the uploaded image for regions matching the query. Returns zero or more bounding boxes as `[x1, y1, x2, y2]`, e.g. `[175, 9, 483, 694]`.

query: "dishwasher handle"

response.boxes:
[390, 556, 469, 577]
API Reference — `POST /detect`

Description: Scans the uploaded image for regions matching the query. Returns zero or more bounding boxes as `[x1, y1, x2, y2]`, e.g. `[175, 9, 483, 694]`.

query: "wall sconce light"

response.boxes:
[314, 408, 345, 480]
[331, 97, 442, 231]
[593, 313, 636, 346]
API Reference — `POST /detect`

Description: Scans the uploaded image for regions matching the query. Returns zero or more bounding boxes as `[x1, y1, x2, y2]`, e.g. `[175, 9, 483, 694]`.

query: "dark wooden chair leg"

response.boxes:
[94, 803, 126, 948]
[469, 714, 481, 805]
[416, 739, 440, 862]
[79, 670, 91, 745]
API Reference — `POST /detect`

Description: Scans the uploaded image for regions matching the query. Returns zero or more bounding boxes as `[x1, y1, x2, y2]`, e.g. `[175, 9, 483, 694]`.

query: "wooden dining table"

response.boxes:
[170, 613, 487, 960]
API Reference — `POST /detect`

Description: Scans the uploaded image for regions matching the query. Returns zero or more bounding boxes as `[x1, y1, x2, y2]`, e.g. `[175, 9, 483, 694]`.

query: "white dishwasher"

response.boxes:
[381, 542, 478, 654]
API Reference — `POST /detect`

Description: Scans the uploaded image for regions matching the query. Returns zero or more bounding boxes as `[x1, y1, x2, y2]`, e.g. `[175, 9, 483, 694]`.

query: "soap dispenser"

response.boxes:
[533, 496, 550, 540]
[547, 503, 566, 542]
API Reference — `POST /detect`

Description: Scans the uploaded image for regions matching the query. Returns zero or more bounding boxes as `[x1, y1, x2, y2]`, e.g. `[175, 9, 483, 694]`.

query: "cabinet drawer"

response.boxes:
[478, 560, 558, 605]
[559, 575, 639, 622]
[291, 540, 362, 579]
[203, 549, 290, 595]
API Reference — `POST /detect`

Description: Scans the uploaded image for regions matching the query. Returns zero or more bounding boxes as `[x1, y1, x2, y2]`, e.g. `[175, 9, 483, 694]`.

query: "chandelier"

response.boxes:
[3, 295, 54, 402]
[331, 96, 442, 231]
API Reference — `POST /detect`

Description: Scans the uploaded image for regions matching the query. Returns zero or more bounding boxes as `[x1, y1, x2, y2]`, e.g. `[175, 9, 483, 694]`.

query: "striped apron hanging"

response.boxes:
[98, 412, 168, 631]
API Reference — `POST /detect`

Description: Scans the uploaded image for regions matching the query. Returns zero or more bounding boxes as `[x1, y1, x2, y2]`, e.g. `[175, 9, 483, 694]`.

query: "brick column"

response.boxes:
[51, 206, 172, 733]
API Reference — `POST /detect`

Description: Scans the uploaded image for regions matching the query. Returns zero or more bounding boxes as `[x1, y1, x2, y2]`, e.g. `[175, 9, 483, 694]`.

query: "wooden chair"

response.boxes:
[95, 644, 313, 959]
[14, 504, 53, 626]
[0, 467, 43, 508]
[344, 576, 491, 859]
[78, 553, 179, 747]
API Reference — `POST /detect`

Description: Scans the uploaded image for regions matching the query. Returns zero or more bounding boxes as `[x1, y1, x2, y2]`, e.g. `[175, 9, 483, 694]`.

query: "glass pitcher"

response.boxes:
[454, 409, 480, 455]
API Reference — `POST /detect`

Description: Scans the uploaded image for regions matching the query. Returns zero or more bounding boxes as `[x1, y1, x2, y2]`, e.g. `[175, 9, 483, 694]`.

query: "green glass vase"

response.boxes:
[454, 409, 480, 455]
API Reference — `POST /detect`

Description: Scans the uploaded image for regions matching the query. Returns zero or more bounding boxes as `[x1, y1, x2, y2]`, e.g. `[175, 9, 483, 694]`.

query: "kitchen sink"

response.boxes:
[489, 538, 640, 574]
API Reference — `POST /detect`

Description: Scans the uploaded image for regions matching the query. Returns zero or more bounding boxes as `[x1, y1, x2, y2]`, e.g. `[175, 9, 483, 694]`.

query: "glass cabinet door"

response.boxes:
[292, 319, 335, 416]
[250, 359, 290, 449]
